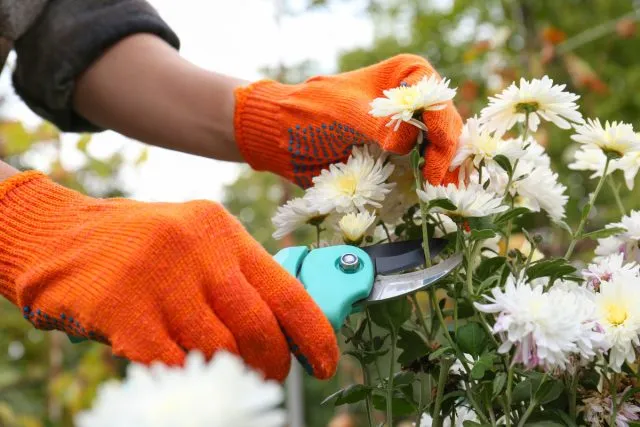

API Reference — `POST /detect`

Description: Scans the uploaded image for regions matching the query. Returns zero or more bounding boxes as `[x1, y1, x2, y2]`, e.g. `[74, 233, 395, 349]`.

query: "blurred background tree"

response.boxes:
[222, 0, 640, 425]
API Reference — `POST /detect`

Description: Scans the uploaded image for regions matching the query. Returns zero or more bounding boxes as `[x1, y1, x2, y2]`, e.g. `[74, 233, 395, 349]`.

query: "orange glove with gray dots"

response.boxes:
[0, 171, 338, 381]
[234, 54, 463, 188]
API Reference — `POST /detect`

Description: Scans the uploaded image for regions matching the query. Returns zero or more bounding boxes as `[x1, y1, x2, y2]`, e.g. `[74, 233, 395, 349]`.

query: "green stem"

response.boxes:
[611, 373, 619, 427]
[608, 178, 626, 216]
[366, 310, 383, 381]
[387, 327, 397, 427]
[432, 358, 453, 427]
[568, 373, 578, 420]
[505, 367, 515, 427]
[466, 242, 480, 297]
[360, 359, 375, 427]
[315, 224, 322, 247]
[411, 293, 432, 341]
[412, 146, 432, 268]
[503, 112, 530, 199]
[517, 397, 539, 427]
[565, 158, 611, 259]
[415, 374, 424, 427]
[381, 221, 393, 242]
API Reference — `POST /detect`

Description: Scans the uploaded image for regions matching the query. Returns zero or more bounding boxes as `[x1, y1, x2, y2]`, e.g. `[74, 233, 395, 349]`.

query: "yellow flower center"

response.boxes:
[606, 304, 628, 326]
[477, 135, 499, 155]
[336, 175, 358, 196]
[392, 86, 422, 109]
[515, 101, 540, 114]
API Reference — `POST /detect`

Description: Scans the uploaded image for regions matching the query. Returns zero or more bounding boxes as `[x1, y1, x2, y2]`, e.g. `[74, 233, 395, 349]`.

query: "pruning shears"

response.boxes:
[274, 238, 463, 331]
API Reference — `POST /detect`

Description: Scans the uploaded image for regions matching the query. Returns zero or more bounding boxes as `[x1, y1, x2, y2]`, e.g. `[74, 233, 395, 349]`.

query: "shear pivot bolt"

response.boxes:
[339, 253, 360, 272]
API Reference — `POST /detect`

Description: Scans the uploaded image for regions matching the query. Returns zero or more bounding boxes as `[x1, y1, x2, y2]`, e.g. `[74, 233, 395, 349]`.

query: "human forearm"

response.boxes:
[73, 34, 248, 162]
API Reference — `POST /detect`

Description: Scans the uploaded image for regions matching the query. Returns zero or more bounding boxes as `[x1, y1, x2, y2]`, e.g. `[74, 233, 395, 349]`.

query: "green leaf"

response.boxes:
[470, 229, 497, 242]
[456, 322, 489, 356]
[476, 256, 507, 280]
[581, 226, 626, 240]
[470, 353, 495, 380]
[428, 198, 458, 212]
[429, 346, 455, 361]
[512, 379, 534, 404]
[321, 388, 344, 405]
[493, 154, 513, 176]
[495, 207, 531, 225]
[397, 328, 430, 365]
[372, 392, 416, 416]
[393, 371, 416, 386]
[369, 298, 411, 330]
[535, 379, 563, 404]
[410, 148, 422, 170]
[526, 259, 576, 280]
[492, 372, 507, 398]
[335, 384, 371, 406]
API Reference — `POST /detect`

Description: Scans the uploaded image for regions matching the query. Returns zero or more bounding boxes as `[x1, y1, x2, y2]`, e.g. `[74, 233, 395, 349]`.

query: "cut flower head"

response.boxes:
[338, 210, 377, 245]
[417, 182, 508, 219]
[369, 75, 456, 131]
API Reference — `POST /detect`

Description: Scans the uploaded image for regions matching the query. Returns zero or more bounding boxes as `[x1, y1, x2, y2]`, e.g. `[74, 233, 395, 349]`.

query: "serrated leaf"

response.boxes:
[526, 259, 576, 280]
[582, 226, 626, 240]
[535, 379, 563, 404]
[397, 328, 429, 365]
[456, 322, 489, 356]
[492, 372, 507, 398]
[372, 392, 416, 416]
[493, 154, 513, 176]
[470, 352, 495, 380]
[495, 207, 531, 225]
[393, 371, 416, 386]
[335, 384, 371, 406]
[429, 198, 458, 212]
[470, 229, 497, 241]
[369, 298, 411, 331]
[476, 256, 507, 280]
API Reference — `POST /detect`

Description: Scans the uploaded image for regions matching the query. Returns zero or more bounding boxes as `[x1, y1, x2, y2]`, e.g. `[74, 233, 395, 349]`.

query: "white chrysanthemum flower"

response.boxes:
[417, 182, 507, 218]
[272, 197, 327, 239]
[595, 211, 640, 263]
[475, 277, 604, 369]
[369, 75, 456, 131]
[307, 145, 395, 213]
[76, 352, 285, 427]
[431, 213, 457, 238]
[583, 253, 639, 292]
[595, 236, 626, 260]
[519, 137, 551, 168]
[479, 76, 583, 136]
[617, 151, 640, 190]
[571, 118, 640, 158]
[568, 147, 613, 180]
[488, 160, 568, 222]
[450, 117, 523, 171]
[594, 275, 640, 372]
[338, 211, 377, 245]
[419, 406, 479, 427]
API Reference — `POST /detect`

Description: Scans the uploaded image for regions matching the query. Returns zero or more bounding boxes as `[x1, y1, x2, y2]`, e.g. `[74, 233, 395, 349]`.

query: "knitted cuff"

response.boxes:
[0, 171, 80, 303]
[234, 80, 296, 180]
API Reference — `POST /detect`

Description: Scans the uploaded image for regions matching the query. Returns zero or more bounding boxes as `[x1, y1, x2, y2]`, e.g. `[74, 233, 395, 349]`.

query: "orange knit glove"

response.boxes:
[234, 54, 463, 187]
[0, 171, 338, 381]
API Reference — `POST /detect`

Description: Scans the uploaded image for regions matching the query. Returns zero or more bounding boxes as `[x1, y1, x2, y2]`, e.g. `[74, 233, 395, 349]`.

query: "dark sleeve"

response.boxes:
[12, 0, 180, 133]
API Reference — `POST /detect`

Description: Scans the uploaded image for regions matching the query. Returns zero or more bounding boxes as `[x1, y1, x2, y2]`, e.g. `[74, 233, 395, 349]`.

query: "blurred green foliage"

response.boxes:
[222, 1, 640, 425]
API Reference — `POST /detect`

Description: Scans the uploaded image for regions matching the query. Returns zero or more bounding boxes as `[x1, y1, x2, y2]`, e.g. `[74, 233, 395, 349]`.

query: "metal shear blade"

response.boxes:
[363, 253, 463, 304]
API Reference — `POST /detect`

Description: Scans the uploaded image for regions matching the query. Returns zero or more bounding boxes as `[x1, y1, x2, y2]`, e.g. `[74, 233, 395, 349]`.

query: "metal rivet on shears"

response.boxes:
[339, 253, 360, 272]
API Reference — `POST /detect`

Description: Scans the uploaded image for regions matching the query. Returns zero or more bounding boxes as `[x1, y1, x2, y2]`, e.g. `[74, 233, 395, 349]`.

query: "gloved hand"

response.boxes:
[234, 54, 463, 188]
[0, 171, 338, 381]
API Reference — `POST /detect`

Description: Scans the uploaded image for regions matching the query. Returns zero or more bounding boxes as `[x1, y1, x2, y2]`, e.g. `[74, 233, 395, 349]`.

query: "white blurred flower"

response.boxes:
[450, 117, 523, 171]
[369, 75, 456, 131]
[307, 145, 395, 213]
[571, 119, 640, 158]
[479, 76, 583, 136]
[582, 390, 640, 427]
[76, 352, 285, 427]
[595, 236, 626, 260]
[272, 198, 327, 239]
[418, 406, 479, 427]
[568, 147, 612, 180]
[431, 213, 457, 238]
[617, 150, 640, 190]
[594, 275, 640, 372]
[338, 211, 377, 245]
[596, 211, 640, 263]
[417, 182, 507, 218]
[583, 253, 639, 292]
[475, 277, 604, 369]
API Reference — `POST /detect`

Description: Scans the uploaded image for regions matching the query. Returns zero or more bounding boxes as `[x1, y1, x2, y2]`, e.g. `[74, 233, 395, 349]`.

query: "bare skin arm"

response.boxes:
[73, 34, 248, 162]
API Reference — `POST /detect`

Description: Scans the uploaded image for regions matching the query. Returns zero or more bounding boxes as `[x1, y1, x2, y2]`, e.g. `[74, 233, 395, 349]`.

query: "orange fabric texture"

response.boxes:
[234, 54, 463, 188]
[0, 171, 338, 381]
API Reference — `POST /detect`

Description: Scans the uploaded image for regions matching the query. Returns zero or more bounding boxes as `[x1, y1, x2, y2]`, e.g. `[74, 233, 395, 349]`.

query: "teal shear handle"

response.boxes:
[274, 245, 375, 330]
